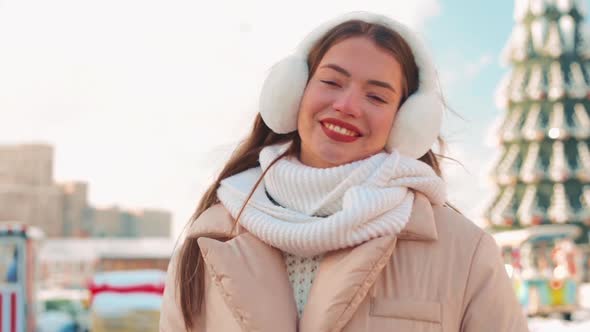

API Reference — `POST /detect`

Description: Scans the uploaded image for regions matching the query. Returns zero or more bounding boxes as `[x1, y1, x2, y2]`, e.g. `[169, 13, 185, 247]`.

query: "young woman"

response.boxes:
[160, 12, 529, 332]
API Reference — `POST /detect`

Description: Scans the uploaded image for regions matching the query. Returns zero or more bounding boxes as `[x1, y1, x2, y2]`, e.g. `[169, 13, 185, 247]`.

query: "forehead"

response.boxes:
[317, 37, 403, 87]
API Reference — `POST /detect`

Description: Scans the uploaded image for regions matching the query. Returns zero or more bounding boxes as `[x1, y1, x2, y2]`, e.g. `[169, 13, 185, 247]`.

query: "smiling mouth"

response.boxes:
[321, 122, 360, 137]
[319, 120, 362, 143]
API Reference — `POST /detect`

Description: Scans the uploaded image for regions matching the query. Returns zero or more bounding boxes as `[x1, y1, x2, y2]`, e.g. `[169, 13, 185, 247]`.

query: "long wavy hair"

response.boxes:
[175, 19, 450, 329]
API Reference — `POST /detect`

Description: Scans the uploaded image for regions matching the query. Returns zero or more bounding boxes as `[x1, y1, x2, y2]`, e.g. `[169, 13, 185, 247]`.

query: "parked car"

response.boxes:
[38, 288, 90, 332]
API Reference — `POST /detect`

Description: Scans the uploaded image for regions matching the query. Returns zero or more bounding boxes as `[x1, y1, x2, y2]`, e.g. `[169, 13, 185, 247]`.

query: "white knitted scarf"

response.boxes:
[217, 143, 447, 257]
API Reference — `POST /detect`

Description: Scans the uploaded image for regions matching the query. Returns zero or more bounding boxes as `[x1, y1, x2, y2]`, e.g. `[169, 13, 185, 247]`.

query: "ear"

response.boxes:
[259, 55, 309, 133]
[386, 91, 443, 158]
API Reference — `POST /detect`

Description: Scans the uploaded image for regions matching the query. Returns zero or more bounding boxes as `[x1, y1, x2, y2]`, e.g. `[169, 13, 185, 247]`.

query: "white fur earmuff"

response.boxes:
[259, 12, 444, 159]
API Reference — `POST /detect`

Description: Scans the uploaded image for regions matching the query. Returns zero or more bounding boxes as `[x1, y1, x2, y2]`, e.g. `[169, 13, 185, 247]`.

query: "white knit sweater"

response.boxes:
[284, 253, 321, 317]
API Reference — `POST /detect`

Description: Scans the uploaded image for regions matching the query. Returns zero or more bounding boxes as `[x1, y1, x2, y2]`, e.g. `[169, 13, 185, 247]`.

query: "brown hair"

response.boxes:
[175, 20, 449, 329]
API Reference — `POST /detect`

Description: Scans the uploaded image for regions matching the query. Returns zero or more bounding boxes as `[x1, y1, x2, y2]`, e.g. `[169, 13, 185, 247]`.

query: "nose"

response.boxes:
[332, 88, 362, 118]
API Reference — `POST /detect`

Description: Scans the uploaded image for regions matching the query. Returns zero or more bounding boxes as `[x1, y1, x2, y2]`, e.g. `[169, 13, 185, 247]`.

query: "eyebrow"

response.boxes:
[320, 63, 397, 94]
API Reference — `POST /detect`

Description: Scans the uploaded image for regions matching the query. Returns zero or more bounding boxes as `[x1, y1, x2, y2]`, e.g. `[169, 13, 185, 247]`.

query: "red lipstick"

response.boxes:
[320, 118, 362, 143]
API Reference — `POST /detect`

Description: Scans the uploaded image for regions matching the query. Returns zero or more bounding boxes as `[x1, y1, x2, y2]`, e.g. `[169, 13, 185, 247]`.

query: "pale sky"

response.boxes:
[1, 0, 507, 238]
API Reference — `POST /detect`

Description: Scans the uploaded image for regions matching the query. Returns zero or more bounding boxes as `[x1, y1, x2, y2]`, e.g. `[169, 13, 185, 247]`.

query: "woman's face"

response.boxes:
[297, 37, 404, 168]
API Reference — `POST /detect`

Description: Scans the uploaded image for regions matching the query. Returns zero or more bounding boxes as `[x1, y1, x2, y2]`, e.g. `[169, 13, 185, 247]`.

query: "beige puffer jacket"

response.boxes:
[160, 193, 529, 332]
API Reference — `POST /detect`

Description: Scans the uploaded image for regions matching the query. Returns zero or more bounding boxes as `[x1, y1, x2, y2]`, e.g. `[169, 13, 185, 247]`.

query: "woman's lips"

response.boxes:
[320, 118, 361, 143]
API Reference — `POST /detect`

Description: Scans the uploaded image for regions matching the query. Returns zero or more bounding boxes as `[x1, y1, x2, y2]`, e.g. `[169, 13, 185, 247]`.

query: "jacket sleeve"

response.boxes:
[460, 232, 529, 332]
[159, 247, 196, 332]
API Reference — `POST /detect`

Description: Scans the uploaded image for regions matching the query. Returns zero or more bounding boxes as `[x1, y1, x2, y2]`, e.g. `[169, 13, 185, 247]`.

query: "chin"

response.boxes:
[314, 145, 366, 167]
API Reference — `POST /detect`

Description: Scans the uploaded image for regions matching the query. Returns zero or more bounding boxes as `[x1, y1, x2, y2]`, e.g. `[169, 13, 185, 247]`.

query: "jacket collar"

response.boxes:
[191, 193, 437, 331]
[198, 233, 298, 332]
[197, 231, 397, 332]
[299, 235, 397, 331]
[398, 192, 438, 241]
[298, 194, 437, 331]
[187, 204, 241, 239]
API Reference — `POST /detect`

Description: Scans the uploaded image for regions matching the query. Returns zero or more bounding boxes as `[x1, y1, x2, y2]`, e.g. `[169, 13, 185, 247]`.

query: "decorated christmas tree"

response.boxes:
[485, 0, 590, 244]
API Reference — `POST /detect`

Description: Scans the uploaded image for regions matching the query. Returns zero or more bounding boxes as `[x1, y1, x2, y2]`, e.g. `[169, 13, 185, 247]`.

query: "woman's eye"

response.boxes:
[320, 80, 340, 87]
[368, 95, 387, 104]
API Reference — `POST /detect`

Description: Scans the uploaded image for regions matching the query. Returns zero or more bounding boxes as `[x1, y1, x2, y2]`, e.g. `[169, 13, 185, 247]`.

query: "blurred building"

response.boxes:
[135, 209, 173, 237]
[92, 206, 123, 237]
[92, 207, 173, 238]
[97, 237, 172, 271]
[0, 142, 172, 238]
[61, 181, 92, 237]
[0, 144, 64, 237]
[39, 238, 174, 289]
[0, 143, 53, 186]
[39, 239, 98, 289]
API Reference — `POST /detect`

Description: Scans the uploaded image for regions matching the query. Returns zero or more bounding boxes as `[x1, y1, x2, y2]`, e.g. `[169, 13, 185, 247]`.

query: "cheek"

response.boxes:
[298, 87, 326, 125]
[369, 110, 396, 140]
[297, 93, 313, 126]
